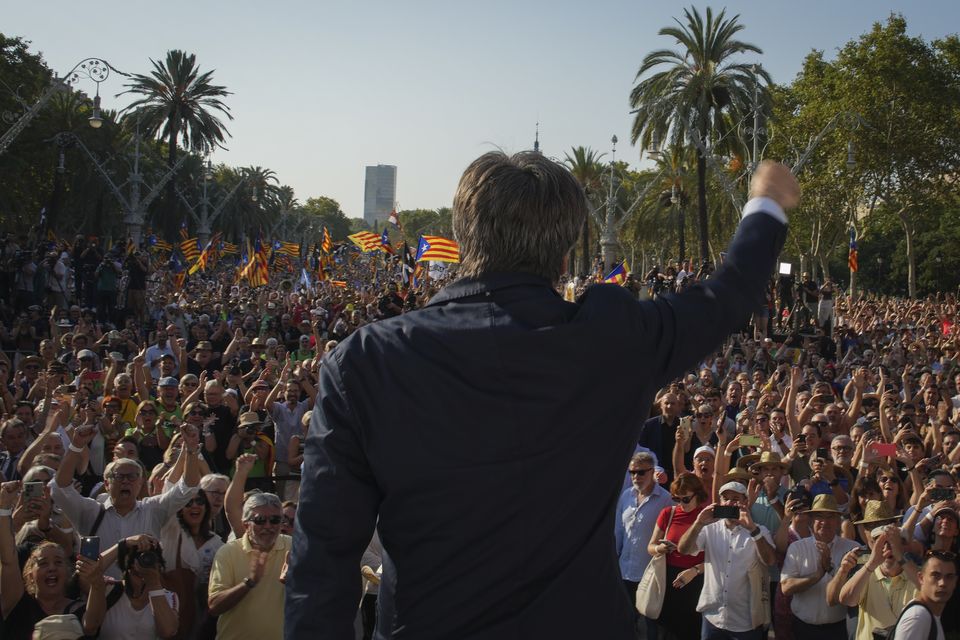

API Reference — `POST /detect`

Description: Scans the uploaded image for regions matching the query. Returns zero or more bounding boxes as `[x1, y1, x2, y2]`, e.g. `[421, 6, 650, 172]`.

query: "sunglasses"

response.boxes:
[250, 515, 283, 526]
[672, 495, 695, 504]
[185, 497, 207, 507]
[188, 410, 206, 417]
[927, 549, 958, 561]
[629, 468, 652, 476]
[878, 476, 901, 484]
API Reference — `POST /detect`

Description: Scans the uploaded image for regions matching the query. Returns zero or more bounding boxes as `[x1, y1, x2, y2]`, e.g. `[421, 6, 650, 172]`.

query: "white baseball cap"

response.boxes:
[719, 481, 748, 496]
[694, 445, 716, 459]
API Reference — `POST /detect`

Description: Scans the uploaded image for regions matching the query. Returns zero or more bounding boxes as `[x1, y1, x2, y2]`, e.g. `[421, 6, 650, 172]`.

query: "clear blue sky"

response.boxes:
[6, 1, 959, 219]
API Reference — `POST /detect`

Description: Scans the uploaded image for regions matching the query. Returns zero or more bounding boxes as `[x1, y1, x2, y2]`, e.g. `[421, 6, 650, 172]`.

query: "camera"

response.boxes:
[136, 550, 159, 568]
[242, 426, 258, 437]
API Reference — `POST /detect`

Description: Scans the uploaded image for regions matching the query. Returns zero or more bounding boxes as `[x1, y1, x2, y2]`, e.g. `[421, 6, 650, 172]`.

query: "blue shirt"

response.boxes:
[615, 483, 675, 581]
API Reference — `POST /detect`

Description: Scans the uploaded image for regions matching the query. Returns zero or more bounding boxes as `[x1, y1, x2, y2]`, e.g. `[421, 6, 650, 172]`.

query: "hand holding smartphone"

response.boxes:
[713, 505, 740, 520]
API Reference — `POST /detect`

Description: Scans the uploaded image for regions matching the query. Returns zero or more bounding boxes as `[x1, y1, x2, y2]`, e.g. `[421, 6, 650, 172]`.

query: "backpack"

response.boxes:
[872, 600, 938, 640]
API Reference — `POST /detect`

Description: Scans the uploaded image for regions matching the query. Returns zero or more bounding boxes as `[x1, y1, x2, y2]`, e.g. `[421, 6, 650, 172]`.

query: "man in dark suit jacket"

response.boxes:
[286, 155, 798, 640]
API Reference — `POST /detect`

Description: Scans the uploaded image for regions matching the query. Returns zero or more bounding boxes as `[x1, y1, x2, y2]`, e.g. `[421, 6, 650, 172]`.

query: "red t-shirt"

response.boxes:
[656, 503, 707, 569]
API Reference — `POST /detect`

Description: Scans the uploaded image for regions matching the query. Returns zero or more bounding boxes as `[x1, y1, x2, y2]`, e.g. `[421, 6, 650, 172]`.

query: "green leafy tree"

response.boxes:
[629, 6, 768, 262]
[302, 196, 351, 240]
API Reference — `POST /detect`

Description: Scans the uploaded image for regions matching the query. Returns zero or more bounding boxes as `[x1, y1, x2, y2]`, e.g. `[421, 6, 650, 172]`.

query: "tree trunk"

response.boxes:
[678, 204, 686, 262]
[580, 217, 590, 277]
[697, 149, 709, 263]
[899, 210, 916, 298]
[165, 124, 180, 241]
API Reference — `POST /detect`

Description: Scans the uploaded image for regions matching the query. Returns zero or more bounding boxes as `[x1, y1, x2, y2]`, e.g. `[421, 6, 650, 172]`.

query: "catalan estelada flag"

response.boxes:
[220, 241, 238, 255]
[189, 232, 222, 275]
[415, 235, 459, 263]
[274, 240, 300, 259]
[241, 234, 270, 287]
[322, 227, 333, 253]
[179, 220, 189, 242]
[380, 228, 394, 255]
[848, 228, 858, 273]
[603, 261, 629, 285]
[180, 237, 200, 264]
[147, 235, 172, 253]
[348, 231, 382, 252]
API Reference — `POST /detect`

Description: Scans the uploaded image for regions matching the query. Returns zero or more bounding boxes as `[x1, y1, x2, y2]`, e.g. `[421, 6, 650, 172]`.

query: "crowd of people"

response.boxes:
[1, 220, 959, 639]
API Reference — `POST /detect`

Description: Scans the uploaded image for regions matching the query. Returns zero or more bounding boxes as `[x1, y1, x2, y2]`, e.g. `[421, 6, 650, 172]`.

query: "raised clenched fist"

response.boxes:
[750, 161, 800, 211]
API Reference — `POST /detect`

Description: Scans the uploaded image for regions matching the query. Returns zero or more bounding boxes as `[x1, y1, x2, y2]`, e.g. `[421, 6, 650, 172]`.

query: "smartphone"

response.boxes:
[658, 539, 677, 548]
[930, 488, 956, 501]
[713, 505, 741, 520]
[812, 393, 833, 404]
[23, 482, 43, 501]
[79, 536, 100, 560]
[741, 435, 762, 447]
[870, 442, 897, 457]
[816, 447, 832, 461]
[856, 546, 870, 564]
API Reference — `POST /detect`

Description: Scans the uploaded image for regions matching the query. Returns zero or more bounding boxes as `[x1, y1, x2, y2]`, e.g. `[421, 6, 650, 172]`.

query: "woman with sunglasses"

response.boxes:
[646, 472, 707, 640]
[125, 400, 169, 472]
[161, 489, 224, 640]
[876, 466, 908, 514]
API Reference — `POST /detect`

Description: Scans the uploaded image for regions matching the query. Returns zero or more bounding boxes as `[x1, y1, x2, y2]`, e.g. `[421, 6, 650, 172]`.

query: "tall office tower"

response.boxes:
[363, 164, 397, 227]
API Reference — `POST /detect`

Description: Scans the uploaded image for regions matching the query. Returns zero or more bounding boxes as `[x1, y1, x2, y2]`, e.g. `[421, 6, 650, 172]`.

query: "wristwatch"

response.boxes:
[242, 577, 257, 589]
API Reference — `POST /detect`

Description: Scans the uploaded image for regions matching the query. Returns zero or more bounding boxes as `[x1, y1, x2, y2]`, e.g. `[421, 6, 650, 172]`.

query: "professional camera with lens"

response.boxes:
[242, 425, 258, 437]
[137, 549, 159, 568]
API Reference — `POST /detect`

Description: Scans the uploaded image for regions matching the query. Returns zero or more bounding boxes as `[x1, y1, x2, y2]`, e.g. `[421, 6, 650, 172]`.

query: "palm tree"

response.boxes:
[654, 145, 694, 263]
[119, 50, 232, 238]
[629, 6, 767, 263]
[564, 146, 606, 276]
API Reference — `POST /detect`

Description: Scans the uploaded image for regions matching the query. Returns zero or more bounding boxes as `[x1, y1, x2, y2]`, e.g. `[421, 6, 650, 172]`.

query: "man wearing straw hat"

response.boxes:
[749, 451, 789, 622]
[829, 500, 919, 640]
[781, 494, 860, 640]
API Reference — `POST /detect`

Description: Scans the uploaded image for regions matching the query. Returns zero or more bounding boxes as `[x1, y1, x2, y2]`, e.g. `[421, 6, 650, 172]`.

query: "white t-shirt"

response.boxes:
[894, 602, 944, 640]
[100, 589, 178, 640]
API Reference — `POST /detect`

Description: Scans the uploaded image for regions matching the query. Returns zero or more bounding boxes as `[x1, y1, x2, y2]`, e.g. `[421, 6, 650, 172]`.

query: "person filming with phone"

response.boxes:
[50, 415, 202, 578]
[677, 480, 776, 639]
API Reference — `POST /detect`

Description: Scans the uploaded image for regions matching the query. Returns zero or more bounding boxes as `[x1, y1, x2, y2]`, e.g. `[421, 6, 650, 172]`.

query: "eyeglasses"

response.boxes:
[756, 416, 769, 422]
[188, 410, 206, 417]
[629, 468, 652, 476]
[185, 497, 207, 507]
[249, 515, 283, 526]
[698, 414, 713, 419]
[109, 471, 141, 483]
[672, 495, 695, 504]
[832, 445, 853, 452]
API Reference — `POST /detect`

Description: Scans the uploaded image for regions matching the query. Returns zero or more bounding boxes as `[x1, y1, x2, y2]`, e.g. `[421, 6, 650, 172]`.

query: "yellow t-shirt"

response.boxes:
[208, 533, 290, 640]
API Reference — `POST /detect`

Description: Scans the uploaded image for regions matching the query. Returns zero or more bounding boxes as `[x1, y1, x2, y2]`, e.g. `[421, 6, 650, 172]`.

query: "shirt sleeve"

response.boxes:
[694, 524, 707, 554]
[48, 479, 100, 534]
[285, 351, 381, 640]
[146, 477, 197, 527]
[781, 540, 802, 579]
[207, 544, 234, 598]
[895, 604, 933, 640]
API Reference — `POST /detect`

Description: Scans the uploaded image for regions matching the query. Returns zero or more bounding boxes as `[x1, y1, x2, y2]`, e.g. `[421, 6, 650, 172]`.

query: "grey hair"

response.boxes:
[22, 465, 55, 483]
[242, 492, 282, 522]
[104, 457, 144, 479]
[631, 452, 656, 467]
[200, 473, 230, 491]
[452, 151, 587, 283]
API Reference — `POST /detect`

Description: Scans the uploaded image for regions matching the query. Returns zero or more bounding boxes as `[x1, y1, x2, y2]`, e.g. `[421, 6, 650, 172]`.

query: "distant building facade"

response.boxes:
[363, 164, 397, 227]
